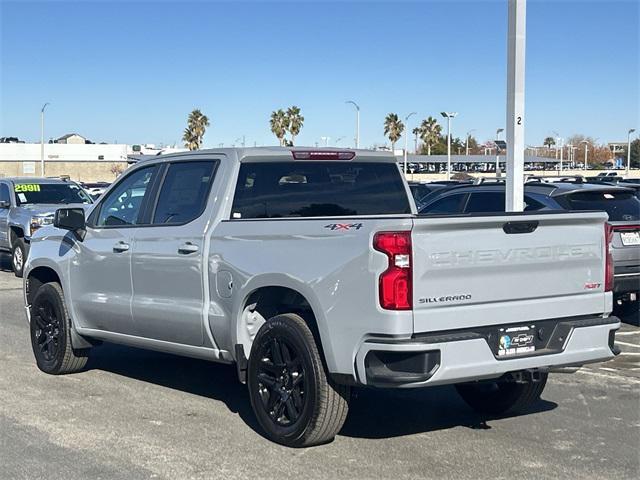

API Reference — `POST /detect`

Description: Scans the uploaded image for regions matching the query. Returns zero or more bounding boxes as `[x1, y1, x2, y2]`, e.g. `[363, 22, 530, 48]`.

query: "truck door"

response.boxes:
[130, 160, 218, 346]
[68, 164, 160, 335]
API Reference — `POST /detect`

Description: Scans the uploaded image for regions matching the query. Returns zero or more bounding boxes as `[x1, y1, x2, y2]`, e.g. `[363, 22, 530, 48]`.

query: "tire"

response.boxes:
[455, 372, 548, 416]
[30, 282, 89, 375]
[11, 238, 27, 278]
[247, 313, 350, 447]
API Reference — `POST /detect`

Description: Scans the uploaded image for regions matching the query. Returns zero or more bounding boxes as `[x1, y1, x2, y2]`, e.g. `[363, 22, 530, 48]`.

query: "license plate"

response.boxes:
[497, 325, 537, 357]
[620, 231, 640, 246]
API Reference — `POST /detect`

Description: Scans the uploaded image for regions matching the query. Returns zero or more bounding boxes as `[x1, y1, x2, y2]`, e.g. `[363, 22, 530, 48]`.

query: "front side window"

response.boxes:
[95, 166, 157, 227]
[231, 162, 410, 219]
[14, 182, 92, 205]
[152, 161, 216, 225]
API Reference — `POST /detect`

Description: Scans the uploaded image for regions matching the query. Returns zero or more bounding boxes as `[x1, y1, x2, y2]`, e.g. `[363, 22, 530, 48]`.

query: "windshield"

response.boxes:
[14, 182, 93, 205]
[565, 191, 640, 221]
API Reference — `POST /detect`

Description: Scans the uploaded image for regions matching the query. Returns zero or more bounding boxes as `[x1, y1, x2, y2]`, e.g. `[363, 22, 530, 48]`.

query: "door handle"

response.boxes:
[178, 242, 199, 254]
[113, 241, 130, 253]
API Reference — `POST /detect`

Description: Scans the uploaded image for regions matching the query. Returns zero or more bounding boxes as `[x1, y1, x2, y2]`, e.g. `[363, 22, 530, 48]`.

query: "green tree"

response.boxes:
[419, 116, 442, 155]
[412, 126, 422, 153]
[543, 136, 556, 149]
[270, 109, 289, 146]
[285, 106, 304, 146]
[182, 109, 210, 150]
[383, 113, 404, 153]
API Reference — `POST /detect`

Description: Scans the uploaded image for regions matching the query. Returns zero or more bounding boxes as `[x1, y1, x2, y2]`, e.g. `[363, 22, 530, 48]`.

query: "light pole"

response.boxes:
[580, 140, 590, 170]
[403, 112, 417, 175]
[40, 102, 50, 177]
[495, 128, 504, 176]
[345, 100, 360, 148]
[440, 112, 457, 180]
[465, 129, 476, 155]
[627, 128, 636, 175]
[335, 136, 345, 145]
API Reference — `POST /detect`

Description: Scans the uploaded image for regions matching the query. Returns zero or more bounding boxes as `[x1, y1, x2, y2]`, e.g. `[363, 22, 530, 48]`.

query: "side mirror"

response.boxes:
[0, 200, 9, 209]
[54, 208, 86, 241]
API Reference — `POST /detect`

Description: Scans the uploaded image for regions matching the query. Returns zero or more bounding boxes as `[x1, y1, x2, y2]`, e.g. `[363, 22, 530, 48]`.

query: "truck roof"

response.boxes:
[132, 147, 397, 164]
[0, 177, 76, 184]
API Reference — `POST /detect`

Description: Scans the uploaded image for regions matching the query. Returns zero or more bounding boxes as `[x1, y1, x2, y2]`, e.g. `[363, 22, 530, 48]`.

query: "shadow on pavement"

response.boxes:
[614, 302, 639, 327]
[340, 385, 557, 439]
[0, 252, 12, 272]
[86, 342, 557, 441]
[86, 343, 262, 433]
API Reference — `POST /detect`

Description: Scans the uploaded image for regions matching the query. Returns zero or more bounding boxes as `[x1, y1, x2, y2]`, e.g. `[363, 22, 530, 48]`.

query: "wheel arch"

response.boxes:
[234, 279, 337, 374]
[26, 263, 95, 350]
[9, 225, 24, 247]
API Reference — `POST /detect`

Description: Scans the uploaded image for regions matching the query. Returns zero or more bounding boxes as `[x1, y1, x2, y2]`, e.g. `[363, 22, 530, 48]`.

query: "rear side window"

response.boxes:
[152, 161, 216, 224]
[564, 191, 640, 221]
[420, 193, 467, 215]
[465, 192, 504, 213]
[231, 162, 410, 219]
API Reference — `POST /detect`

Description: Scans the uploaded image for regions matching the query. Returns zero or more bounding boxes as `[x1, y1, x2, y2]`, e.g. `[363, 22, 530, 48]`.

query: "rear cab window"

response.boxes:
[231, 162, 411, 219]
[564, 190, 640, 221]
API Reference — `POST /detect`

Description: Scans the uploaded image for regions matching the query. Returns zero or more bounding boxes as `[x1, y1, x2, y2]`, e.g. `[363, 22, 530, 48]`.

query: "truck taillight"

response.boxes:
[373, 231, 412, 310]
[605, 223, 614, 292]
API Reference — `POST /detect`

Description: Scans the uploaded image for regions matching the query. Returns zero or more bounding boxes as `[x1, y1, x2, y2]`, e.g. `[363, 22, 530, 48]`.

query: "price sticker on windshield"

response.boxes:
[15, 184, 41, 192]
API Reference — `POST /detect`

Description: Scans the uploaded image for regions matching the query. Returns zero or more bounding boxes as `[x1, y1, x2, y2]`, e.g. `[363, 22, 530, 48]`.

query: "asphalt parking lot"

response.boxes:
[0, 255, 638, 480]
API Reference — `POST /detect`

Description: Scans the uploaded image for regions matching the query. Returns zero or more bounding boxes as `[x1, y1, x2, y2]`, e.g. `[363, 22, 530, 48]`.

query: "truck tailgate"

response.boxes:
[412, 211, 608, 333]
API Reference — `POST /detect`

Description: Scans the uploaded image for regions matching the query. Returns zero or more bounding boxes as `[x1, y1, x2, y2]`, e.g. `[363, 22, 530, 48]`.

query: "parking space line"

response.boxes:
[616, 340, 640, 348]
[576, 369, 640, 384]
[617, 331, 640, 336]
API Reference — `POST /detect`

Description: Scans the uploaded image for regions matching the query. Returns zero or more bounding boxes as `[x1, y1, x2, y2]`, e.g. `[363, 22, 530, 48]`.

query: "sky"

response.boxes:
[0, 0, 638, 149]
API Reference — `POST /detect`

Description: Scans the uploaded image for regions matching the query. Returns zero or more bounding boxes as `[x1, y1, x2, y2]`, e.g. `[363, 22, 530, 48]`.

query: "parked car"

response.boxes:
[0, 177, 93, 276]
[24, 148, 619, 447]
[80, 181, 110, 200]
[407, 181, 451, 207]
[419, 182, 640, 305]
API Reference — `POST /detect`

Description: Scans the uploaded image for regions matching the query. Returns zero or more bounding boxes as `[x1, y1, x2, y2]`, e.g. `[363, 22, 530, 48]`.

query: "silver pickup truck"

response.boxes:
[23, 148, 620, 447]
[0, 177, 92, 277]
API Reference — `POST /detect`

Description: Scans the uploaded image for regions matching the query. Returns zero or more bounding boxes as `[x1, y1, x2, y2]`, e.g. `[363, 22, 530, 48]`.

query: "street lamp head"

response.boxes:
[496, 128, 504, 135]
[405, 112, 417, 121]
[41, 102, 50, 113]
[345, 100, 360, 110]
[629, 128, 636, 135]
[441, 112, 457, 118]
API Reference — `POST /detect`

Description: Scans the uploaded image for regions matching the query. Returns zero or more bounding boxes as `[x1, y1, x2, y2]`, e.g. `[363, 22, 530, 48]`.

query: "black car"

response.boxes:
[418, 182, 640, 303]
[408, 180, 471, 209]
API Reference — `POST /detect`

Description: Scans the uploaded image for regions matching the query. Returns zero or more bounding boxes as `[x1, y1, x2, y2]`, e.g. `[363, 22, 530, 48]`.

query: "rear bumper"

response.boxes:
[354, 316, 620, 388]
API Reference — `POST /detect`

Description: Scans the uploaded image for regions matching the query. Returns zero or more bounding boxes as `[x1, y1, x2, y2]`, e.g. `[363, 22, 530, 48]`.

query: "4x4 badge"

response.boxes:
[324, 223, 363, 231]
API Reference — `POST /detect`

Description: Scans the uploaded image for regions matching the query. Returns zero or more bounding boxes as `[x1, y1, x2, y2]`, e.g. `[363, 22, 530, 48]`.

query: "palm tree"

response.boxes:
[419, 116, 442, 155]
[543, 136, 556, 149]
[270, 109, 289, 146]
[182, 109, 210, 150]
[383, 113, 404, 154]
[286, 106, 304, 146]
[412, 126, 421, 153]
